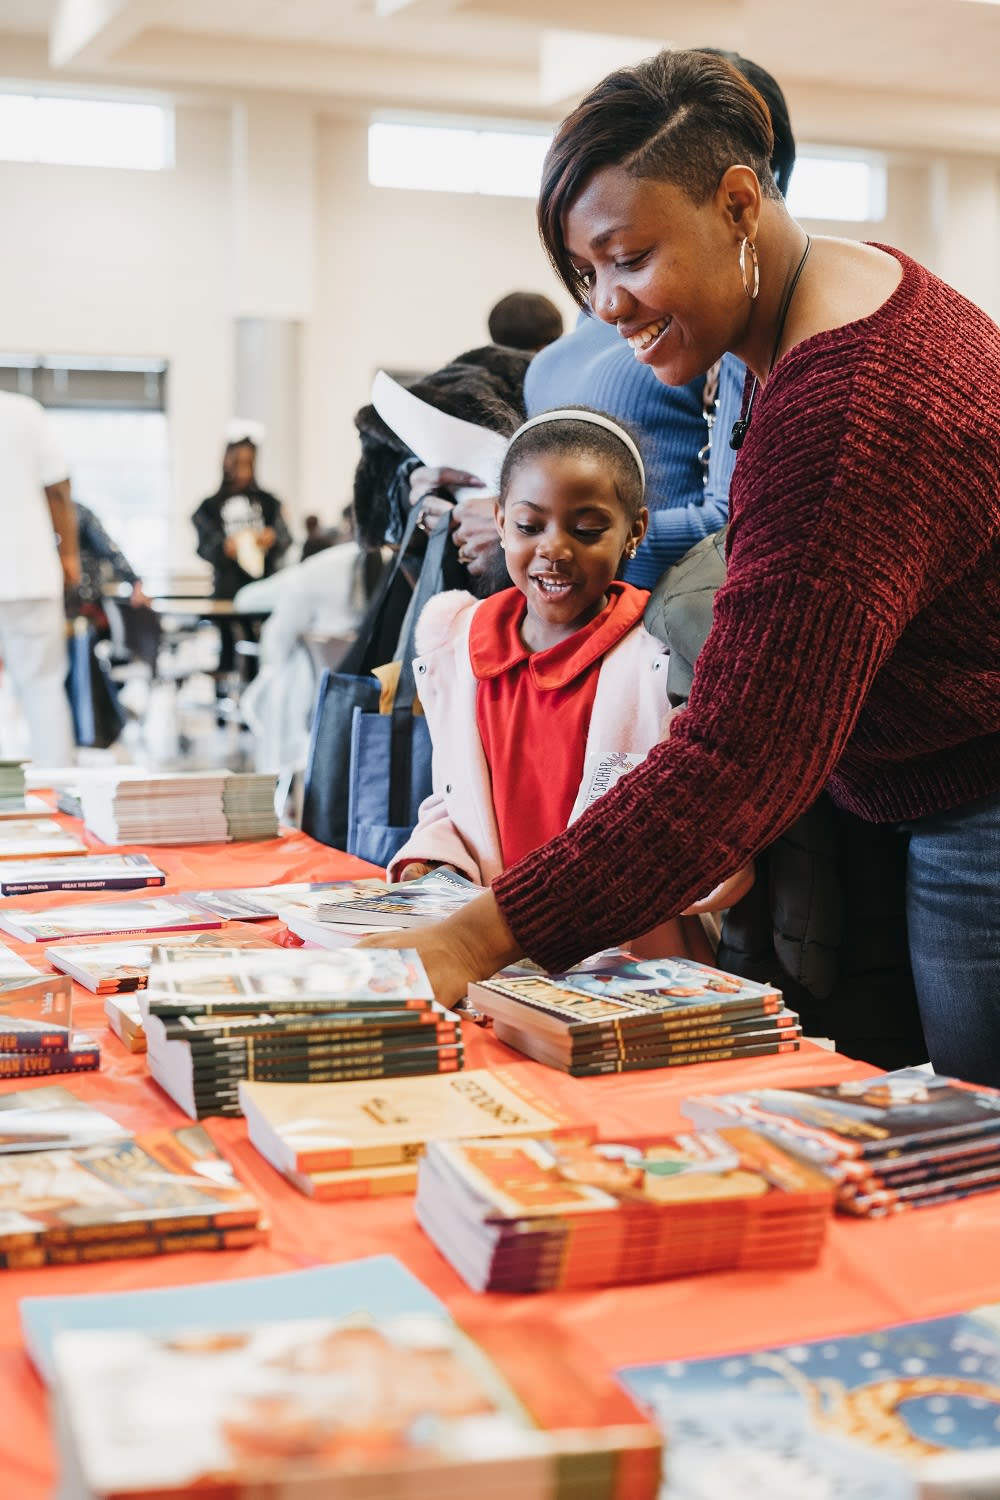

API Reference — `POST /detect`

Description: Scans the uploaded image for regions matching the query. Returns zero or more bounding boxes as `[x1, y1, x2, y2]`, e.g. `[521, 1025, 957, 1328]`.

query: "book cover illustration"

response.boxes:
[317, 868, 480, 926]
[684, 1069, 1000, 1164]
[47, 928, 277, 993]
[191, 880, 386, 921]
[0, 1085, 127, 1153]
[0, 1123, 260, 1249]
[619, 1302, 1000, 1499]
[0, 896, 223, 944]
[144, 945, 434, 1010]
[472, 954, 781, 1029]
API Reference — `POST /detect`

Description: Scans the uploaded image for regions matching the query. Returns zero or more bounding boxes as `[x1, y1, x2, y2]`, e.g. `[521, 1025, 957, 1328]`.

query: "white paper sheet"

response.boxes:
[371, 370, 508, 497]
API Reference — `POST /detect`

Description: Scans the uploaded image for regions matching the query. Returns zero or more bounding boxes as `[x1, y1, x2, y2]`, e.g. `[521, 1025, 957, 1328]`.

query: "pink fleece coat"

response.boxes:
[388, 590, 671, 886]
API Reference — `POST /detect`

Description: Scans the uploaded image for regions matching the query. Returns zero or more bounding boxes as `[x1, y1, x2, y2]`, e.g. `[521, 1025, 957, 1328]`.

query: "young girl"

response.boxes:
[388, 407, 743, 960]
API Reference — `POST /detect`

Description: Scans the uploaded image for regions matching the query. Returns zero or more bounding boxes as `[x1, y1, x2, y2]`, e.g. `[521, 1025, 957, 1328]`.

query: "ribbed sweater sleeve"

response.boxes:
[494, 247, 1000, 971]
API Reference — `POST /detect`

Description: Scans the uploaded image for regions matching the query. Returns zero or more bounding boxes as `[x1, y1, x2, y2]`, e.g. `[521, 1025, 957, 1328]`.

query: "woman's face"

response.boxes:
[563, 165, 749, 388]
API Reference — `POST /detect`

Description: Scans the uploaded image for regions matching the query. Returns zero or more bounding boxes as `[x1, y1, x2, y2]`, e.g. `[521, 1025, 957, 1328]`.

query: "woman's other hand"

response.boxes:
[682, 863, 756, 915]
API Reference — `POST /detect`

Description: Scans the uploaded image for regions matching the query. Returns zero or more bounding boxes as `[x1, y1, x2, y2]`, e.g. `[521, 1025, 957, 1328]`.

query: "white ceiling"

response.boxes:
[2, 0, 1000, 152]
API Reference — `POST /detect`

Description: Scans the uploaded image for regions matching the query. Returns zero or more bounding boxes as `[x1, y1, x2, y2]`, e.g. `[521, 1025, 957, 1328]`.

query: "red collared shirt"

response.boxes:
[469, 582, 649, 868]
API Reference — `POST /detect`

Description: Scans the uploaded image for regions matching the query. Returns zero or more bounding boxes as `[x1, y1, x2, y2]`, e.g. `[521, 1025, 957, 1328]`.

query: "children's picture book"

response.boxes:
[618, 1302, 1000, 1499]
[190, 879, 386, 921]
[0, 819, 88, 860]
[0, 896, 223, 944]
[52, 1307, 661, 1499]
[47, 928, 277, 994]
[316, 868, 481, 928]
[0, 794, 56, 819]
[468, 953, 783, 1039]
[239, 1065, 591, 1175]
[143, 945, 435, 1013]
[21, 1253, 448, 1384]
[0, 1084, 127, 1153]
[0, 1121, 262, 1261]
[0, 852, 166, 895]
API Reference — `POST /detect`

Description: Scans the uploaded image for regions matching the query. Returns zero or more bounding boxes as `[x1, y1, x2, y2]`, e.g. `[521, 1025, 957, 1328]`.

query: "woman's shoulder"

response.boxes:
[415, 589, 479, 655]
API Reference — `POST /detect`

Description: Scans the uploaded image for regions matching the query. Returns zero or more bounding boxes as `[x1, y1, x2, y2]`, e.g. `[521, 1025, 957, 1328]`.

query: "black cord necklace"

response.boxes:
[730, 232, 812, 451]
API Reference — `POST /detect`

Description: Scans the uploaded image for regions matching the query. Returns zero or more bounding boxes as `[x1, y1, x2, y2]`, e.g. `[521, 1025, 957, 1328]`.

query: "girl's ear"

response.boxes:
[493, 499, 505, 543]
[630, 506, 649, 552]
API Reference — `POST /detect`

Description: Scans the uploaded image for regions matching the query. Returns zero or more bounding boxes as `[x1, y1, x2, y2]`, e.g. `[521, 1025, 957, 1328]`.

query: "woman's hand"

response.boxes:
[451, 496, 501, 578]
[357, 890, 522, 1010]
[681, 863, 756, 915]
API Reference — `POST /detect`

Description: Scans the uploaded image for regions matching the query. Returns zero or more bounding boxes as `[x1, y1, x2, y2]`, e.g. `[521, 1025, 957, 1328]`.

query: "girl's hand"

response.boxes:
[395, 861, 438, 882]
[682, 863, 755, 915]
[357, 891, 522, 1010]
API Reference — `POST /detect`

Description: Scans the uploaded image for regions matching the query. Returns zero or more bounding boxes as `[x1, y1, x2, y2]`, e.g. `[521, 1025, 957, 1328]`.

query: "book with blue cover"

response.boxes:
[619, 1303, 1000, 1498]
[21, 1253, 447, 1383]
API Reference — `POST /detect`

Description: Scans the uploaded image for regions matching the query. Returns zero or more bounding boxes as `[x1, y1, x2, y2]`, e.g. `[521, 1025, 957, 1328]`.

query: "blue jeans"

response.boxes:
[902, 788, 1000, 1087]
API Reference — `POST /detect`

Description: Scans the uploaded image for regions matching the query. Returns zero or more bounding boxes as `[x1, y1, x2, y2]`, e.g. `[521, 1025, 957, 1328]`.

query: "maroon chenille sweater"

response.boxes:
[494, 246, 1000, 971]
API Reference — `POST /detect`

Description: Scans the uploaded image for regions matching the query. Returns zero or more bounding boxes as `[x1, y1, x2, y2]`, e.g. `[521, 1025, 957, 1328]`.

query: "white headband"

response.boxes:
[506, 409, 645, 498]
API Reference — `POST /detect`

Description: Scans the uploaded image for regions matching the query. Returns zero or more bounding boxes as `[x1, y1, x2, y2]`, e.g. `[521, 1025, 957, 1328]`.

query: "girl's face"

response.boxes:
[497, 449, 646, 652]
[563, 165, 752, 388]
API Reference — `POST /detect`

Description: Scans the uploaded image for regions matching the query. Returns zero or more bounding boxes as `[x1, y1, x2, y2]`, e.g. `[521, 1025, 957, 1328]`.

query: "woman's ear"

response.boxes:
[716, 164, 763, 244]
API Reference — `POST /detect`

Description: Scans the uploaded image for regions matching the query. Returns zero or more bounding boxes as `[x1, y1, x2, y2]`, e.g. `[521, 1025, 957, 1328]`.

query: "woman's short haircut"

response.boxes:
[539, 49, 781, 306]
[499, 407, 646, 525]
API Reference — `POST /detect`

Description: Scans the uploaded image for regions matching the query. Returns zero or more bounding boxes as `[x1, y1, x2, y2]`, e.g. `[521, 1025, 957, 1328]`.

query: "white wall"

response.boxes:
[0, 93, 996, 578]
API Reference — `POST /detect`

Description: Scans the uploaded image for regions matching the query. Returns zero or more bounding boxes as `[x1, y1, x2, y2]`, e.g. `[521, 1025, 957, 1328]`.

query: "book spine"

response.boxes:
[0, 1224, 264, 1268]
[0, 1028, 71, 1053]
[0, 876, 165, 895]
[41, 920, 221, 944]
[177, 1025, 462, 1059]
[148, 995, 438, 1019]
[162, 1013, 462, 1042]
[182, 1053, 465, 1101]
[0, 1047, 99, 1078]
[565, 1040, 801, 1076]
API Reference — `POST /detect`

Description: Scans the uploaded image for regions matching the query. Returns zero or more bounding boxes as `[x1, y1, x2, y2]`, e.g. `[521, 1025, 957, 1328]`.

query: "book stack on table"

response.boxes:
[0, 759, 26, 799]
[284, 868, 481, 948]
[0, 852, 167, 896]
[78, 770, 281, 845]
[684, 1067, 1000, 1217]
[0, 944, 99, 1078]
[140, 946, 466, 1119]
[240, 1065, 592, 1200]
[219, 770, 279, 839]
[467, 953, 802, 1076]
[416, 1126, 834, 1293]
[0, 1085, 265, 1269]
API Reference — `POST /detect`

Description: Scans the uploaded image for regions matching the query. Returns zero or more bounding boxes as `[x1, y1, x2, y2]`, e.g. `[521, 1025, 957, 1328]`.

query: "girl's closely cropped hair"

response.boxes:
[539, 48, 779, 305]
[500, 408, 646, 522]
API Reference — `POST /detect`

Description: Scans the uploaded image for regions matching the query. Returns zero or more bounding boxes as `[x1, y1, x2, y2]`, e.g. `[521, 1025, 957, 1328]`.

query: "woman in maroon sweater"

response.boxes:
[362, 51, 1000, 1087]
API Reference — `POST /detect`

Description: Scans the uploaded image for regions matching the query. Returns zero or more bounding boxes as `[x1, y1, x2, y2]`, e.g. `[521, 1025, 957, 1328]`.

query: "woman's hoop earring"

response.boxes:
[739, 237, 760, 301]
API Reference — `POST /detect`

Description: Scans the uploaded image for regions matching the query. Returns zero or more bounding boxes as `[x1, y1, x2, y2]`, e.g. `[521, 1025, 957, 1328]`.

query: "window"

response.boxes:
[0, 94, 173, 171]
[785, 151, 887, 223]
[368, 121, 551, 198]
[0, 357, 171, 586]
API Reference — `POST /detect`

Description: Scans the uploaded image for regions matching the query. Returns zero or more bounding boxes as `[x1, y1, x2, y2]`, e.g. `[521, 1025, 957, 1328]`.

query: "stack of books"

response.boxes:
[0, 895, 222, 945]
[0, 852, 166, 896]
[190, 878, 386, 923]
[0, 949, 99, 1078]
[683, 1068, 1000, 1216]
[80, 771, 231, 845]
[50, 1307, 661, 1500]
[284, 868, 481, 948]
[48, 929, 275, 996]
[220, 771, 279, 839]
[416, 1126, 833, 1292]
[0, 1103, 265, 1270]
[240, 1065, 592, 1200]
[0, 759, 26, 799]
[0, 819, 87, 860]
[0, 793, 53, 819]
[140, 946, 465, 1119]
[467, 953, 801, 1075]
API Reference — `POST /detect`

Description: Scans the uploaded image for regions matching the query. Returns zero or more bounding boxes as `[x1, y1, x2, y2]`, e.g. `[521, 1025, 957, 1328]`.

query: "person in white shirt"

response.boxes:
[0, 391, 79, 764]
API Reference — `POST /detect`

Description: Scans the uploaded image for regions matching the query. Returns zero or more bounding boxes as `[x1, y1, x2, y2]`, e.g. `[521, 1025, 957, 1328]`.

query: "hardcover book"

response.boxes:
[618, 1302, 1000, 1498]
[0, 896, 223, 944]
[0, 852, 166, 896]
[239, 1065, 592, 1175]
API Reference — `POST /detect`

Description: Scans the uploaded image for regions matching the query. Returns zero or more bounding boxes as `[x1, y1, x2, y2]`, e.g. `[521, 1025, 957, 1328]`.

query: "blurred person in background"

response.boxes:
[0, 389, 78, 764]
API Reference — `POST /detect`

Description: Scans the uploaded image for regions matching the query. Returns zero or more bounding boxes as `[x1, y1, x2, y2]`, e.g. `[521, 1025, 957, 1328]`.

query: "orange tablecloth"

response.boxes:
[3, 820, 1000, 1498]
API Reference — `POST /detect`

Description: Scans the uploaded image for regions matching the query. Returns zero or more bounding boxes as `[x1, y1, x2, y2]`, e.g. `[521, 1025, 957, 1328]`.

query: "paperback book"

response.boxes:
[0, 969, 73, 1030]
[0, 819, 88, 860]
[52, 1307, 661, 1500]
[315, 867, 481, 928]
[618, 1302, 1000, 1498]
[47, 929, 277, 995]
[103, 993, 146, 1052]
[0, 852, 166, 896]
[239, 1065, 592, 1178]
[416, 1126, 833, 1293]
[0, 896, 223, 944]
[0, 1085, 127, 1153]
[0, 794, 56, 819]
[143, 944, 435, 1014]
[0, 1032, 100, 1078]
[190, 879, 386, 922]
[683, 1068, 1000, 1216]
[0, 1121, 264, 1268]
